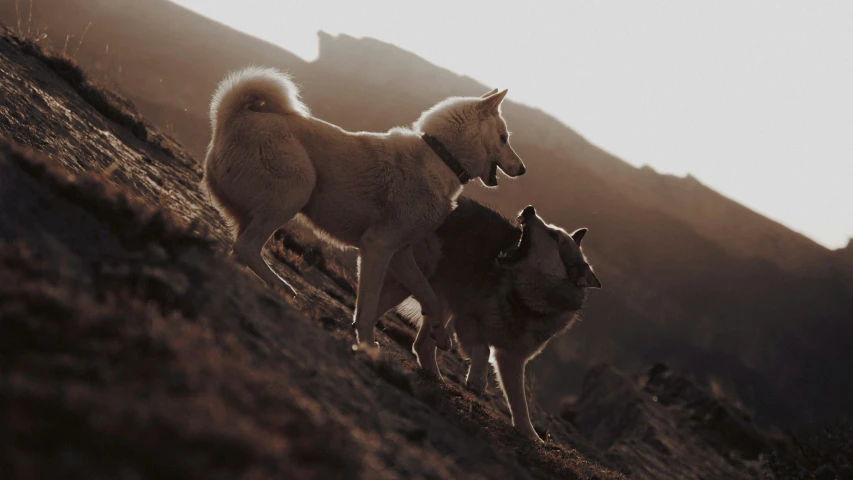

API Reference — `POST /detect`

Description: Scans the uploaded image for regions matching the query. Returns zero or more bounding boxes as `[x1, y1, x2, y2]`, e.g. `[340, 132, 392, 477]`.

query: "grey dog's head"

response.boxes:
[497, 205, 601, 291]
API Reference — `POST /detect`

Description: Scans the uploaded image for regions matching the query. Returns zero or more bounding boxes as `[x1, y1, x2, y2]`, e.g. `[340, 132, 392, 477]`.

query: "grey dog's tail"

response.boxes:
[209, 67, 309, 131]
[395, 298, 424, 327]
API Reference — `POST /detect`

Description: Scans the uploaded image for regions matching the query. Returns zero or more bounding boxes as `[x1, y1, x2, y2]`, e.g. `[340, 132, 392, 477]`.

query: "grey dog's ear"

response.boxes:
[577, 266, 602, 289]
[571, 228, 587, 246]
[480, 88, 499, 98]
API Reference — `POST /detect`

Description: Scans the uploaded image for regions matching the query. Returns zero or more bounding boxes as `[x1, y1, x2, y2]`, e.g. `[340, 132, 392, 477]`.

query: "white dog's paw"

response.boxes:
[352, 340, 381, 356]
[353, 324, 378, 349]
[430, 325, 452, 351]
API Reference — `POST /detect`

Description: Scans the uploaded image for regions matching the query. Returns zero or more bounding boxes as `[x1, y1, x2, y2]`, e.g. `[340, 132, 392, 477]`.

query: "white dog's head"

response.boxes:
[414, 89, 526, 187]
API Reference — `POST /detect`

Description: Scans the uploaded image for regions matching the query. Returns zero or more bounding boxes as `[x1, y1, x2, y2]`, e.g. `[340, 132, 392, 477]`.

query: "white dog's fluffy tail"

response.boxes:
[209, 67, 309, 132]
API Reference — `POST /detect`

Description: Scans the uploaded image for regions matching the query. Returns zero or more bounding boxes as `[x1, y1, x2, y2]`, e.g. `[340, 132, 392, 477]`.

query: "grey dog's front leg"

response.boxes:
[494, 349, 542, 442]
[466, 343, 490, 394]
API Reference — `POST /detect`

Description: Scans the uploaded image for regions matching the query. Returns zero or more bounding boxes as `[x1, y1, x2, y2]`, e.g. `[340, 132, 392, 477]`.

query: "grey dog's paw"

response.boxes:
[430, 325, 452, 351]
[466, 380, 486, 396]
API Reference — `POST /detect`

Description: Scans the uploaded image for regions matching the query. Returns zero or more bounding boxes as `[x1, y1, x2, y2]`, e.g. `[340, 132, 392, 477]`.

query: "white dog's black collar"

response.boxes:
[422, 133, 471, 184]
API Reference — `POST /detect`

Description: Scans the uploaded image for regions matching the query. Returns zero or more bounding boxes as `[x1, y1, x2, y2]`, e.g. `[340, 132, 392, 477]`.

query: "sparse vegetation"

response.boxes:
[0, 140, 363, 479]
[271, 229, 357, 297]
[763, 421, 853, 480]
[4, 28, 186, 162]
[2, 141, 209, 252]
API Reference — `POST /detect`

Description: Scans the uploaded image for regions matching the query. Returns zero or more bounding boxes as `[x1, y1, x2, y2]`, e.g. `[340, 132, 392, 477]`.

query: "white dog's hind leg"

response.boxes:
[494, 350, 542, 442]
[466, 343, 490, 394]
[389, 247, 452, 351]
[413, 326, 440, 379]
[353, 232, 397, 348]
[232, 216, 297, 296]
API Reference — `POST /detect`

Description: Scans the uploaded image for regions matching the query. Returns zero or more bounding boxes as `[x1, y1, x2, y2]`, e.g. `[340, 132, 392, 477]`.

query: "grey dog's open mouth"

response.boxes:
[500, 212, 531, 263]
[486, 162, 498, 186]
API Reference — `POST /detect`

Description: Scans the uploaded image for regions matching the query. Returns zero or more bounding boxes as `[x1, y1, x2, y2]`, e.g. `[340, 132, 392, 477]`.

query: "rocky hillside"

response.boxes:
[3, 0, 851, 429]
[0, 28, 627, 480]
[0, 26, 813, 480]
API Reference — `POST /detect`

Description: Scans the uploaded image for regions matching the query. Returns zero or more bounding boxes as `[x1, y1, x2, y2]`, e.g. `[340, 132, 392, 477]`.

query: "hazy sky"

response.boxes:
[172, 0, 852, 249]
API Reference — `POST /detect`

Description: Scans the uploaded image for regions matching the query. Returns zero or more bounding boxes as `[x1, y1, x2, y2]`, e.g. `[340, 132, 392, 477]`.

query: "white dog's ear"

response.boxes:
[479, 89, 508, 116]
[480, 88, 499, 98]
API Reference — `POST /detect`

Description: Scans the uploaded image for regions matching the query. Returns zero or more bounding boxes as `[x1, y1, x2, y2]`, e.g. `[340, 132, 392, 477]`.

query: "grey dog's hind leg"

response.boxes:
[375, 277, 412, 320]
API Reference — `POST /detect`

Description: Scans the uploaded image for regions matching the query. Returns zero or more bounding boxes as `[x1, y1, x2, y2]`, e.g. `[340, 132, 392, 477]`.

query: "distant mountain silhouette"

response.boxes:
[836, 240, 853, 267]
[4, 0, 851, 427]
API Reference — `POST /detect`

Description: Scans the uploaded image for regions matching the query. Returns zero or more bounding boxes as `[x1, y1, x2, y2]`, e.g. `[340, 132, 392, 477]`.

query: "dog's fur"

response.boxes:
[377, 198, 601, 441]
[203, 68, 525, 349]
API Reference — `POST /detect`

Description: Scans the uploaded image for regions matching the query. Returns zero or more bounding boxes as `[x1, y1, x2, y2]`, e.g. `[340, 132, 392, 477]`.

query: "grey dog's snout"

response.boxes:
[522, 205, 536, 217]
[516, 163, 526, 176]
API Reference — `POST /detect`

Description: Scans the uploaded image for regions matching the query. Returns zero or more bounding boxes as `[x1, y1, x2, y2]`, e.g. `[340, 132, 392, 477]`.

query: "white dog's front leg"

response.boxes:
[389, 247, 452, 351]
[353, 235, 396, 348]
[494, 349, 542, 442]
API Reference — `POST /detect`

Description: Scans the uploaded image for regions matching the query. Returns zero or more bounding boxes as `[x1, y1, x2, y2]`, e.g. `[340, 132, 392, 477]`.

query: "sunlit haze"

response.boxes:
[172, 0, 852, 249]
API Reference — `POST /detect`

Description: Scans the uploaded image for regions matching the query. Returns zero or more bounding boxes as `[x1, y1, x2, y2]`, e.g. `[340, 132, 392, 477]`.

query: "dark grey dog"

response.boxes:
[377, 197, 601, 441]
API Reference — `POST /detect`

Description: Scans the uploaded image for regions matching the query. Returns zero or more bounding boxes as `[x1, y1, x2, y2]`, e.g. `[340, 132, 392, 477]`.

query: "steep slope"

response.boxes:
[3, 0, 852, 429]
[567, 365, 786, 480]
[0, 30, 629, 480]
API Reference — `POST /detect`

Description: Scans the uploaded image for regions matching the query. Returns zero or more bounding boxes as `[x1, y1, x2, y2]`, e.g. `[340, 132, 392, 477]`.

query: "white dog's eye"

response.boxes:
[500, 134, 507, 144]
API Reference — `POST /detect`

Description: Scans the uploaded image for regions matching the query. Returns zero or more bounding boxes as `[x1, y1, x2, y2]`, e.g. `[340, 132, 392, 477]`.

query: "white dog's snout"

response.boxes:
[499, 149, 526, 178]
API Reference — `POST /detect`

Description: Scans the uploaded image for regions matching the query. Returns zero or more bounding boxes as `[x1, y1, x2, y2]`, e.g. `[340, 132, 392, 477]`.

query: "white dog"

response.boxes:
[203, 68, 525, 349]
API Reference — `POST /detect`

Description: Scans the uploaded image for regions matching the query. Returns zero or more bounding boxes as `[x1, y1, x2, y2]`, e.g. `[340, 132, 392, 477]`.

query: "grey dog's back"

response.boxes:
[429, 197, 518, 292]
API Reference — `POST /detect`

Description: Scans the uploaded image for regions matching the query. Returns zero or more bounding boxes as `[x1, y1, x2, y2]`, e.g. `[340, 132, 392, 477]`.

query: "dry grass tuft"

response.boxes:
[6, 29, 186, 162]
